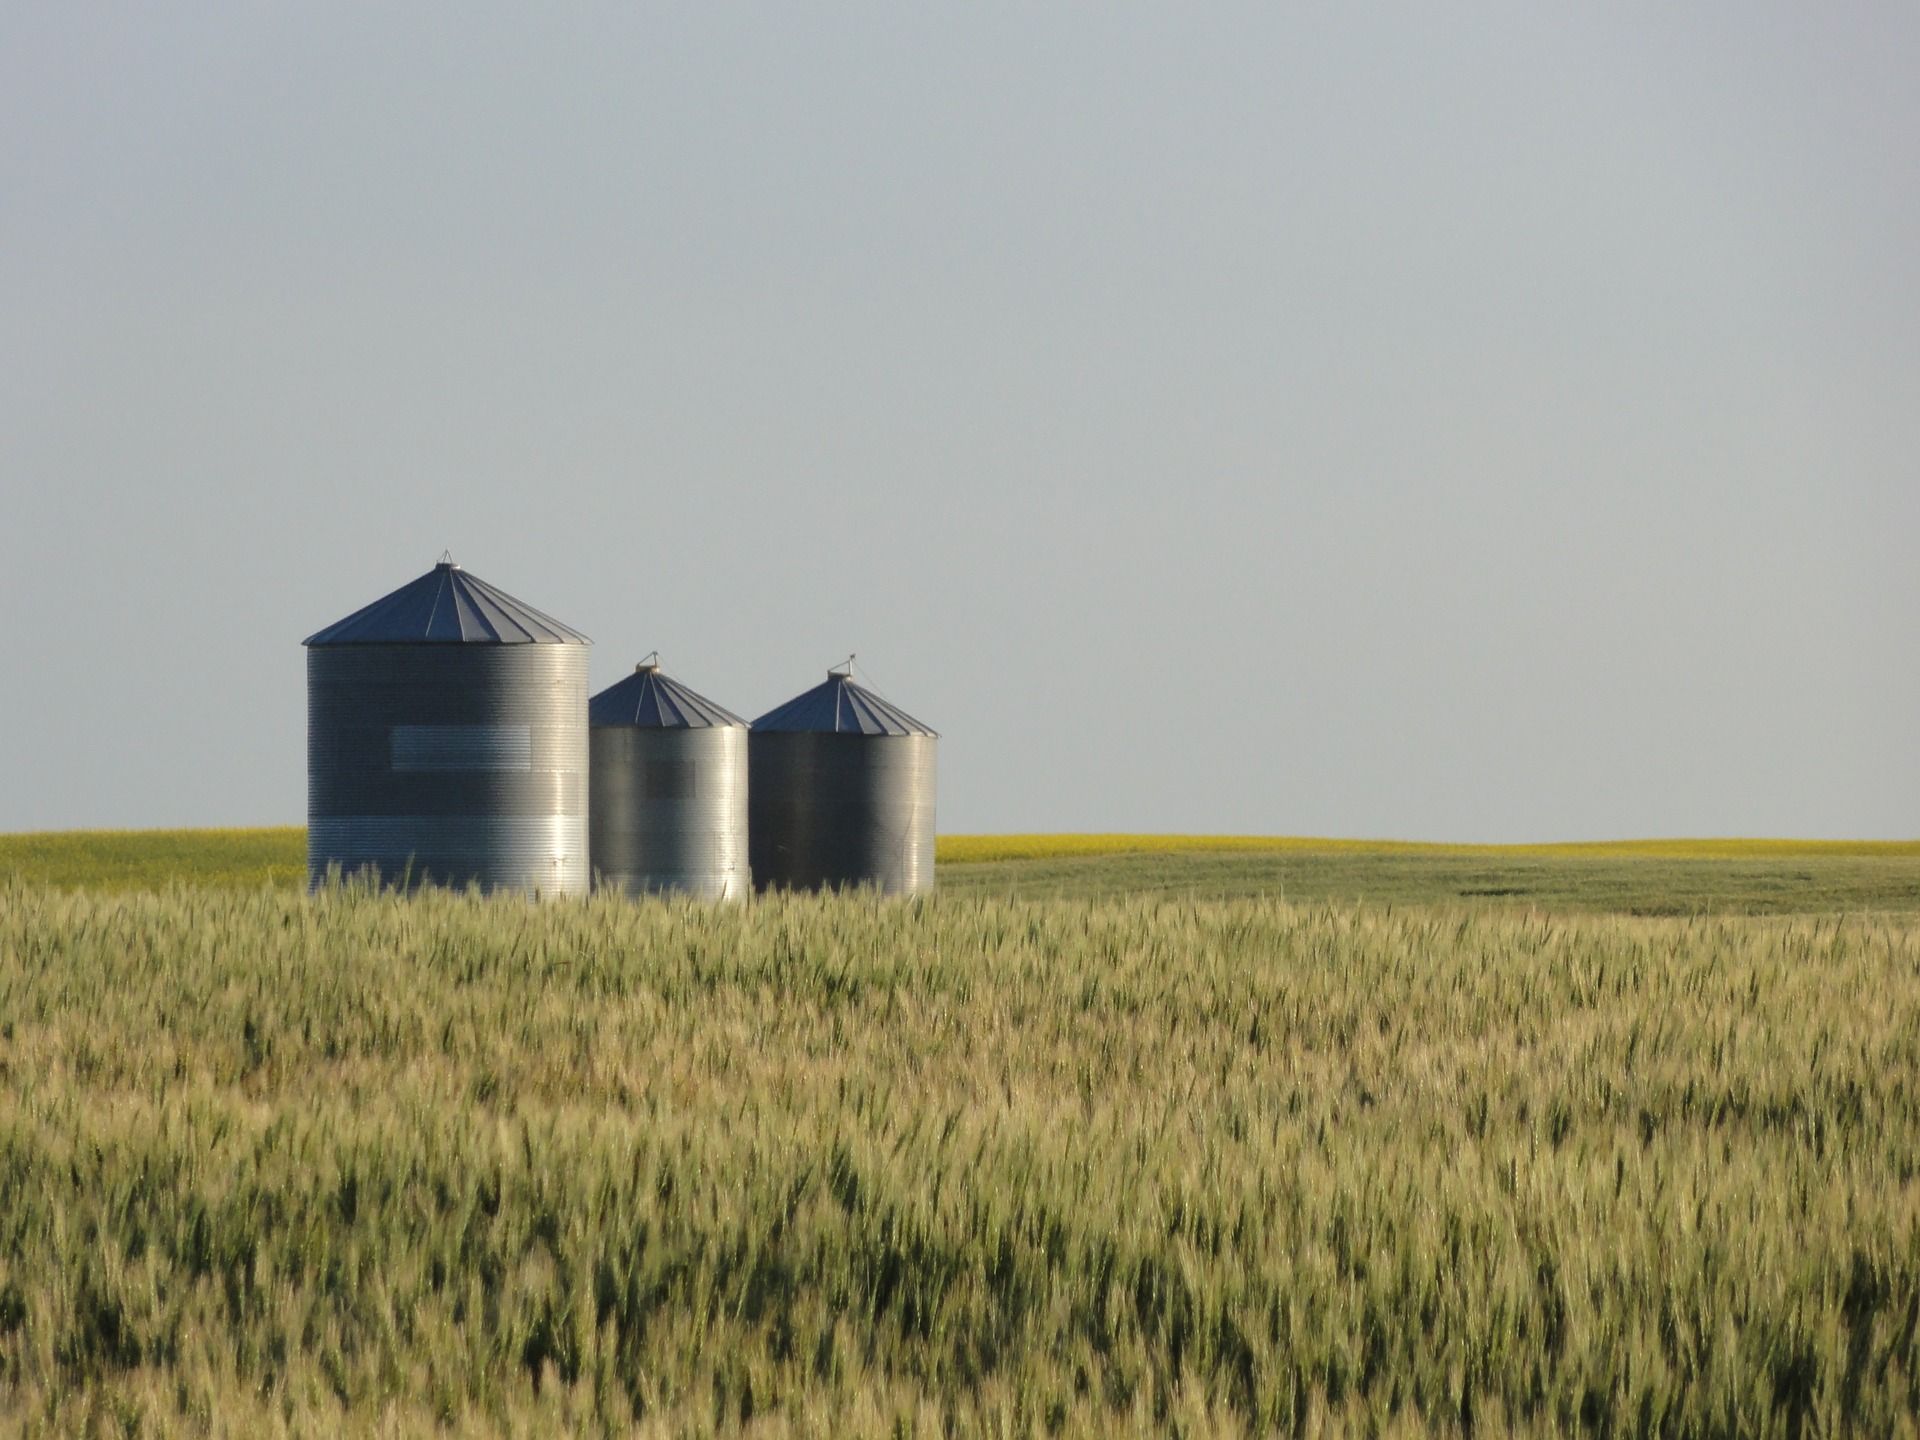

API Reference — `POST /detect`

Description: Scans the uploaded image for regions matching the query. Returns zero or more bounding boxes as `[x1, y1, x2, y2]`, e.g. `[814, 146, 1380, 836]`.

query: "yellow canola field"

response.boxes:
[4, 827, 1917, 893]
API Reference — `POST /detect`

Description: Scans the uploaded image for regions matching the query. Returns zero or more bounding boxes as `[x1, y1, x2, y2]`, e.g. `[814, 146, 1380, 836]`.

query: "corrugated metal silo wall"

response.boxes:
[748, 733, 936, 894]
[590, 726, 749, 900]
[307, 644, 589, 895]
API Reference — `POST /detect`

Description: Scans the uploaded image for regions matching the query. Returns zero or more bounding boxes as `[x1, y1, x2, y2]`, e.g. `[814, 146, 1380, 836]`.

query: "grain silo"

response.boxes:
[303, 559, 591, 896]
[749, 664, 937, 895]
[589, 658, 750, 900]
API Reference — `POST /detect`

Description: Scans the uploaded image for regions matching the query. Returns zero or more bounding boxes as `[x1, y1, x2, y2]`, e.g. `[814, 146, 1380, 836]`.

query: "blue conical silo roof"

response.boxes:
[751, 670, 937, 737]
[589, 661, 745, 729]
[304, 561, 590, 646]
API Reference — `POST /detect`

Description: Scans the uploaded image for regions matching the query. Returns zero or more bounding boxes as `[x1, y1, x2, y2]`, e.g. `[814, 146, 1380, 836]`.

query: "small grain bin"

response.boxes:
[303, 559, 591, 896]
[749, 665, 937, 895]
[589, 658, 750, 899]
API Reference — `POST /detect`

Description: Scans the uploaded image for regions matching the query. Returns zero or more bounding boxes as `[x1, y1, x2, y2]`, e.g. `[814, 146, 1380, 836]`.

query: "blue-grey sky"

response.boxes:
[3, 5, 1915, 839]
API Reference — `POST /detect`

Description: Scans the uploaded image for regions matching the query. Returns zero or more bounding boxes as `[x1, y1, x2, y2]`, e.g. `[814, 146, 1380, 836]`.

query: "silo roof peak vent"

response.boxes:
[304, 563, 590, 646]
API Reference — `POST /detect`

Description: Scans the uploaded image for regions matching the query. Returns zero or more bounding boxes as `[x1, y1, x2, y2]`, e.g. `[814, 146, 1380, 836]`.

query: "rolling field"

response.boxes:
[940, 844, 1920, 915]
[5, 829, 1918, 914]
[0, 828, 309, 893]
[0, 836, 1918, 1435]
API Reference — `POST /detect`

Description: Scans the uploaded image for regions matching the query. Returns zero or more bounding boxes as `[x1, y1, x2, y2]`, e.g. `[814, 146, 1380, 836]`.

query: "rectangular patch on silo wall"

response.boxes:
[390, 725, 533, 772]
[645, 759, 697, 800]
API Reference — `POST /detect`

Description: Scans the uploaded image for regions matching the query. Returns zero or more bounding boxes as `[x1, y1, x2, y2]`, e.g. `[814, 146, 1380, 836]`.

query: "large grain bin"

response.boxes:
[303, 559, 591, 896]
[749, 667, 937, 895]
[589, 658, 749, 900]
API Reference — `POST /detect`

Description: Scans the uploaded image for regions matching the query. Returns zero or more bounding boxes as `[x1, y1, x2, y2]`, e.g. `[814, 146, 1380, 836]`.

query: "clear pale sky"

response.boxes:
[3, 6, 1915, 840]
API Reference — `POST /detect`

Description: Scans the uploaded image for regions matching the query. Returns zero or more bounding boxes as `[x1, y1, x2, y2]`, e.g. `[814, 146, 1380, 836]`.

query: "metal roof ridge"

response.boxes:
[422, 568, 452, 639]
[448, 584, 484, 641]
[306, 562, 590, 645]
[747, 669, 931, 734]
[464, 573, 530, 642]
[589, 664, 745, 727]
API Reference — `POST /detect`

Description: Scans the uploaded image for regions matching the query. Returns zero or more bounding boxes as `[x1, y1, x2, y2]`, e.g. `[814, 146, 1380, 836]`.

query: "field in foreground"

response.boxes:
[2, 881, 1917, 1436]
[5, 829, 1919, 914]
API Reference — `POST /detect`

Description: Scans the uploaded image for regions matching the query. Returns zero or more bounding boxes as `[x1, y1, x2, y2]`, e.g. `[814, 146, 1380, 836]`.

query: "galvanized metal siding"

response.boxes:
[748, 733, 936, 895]
[590, 726, 749, 900]
[307, 644, 589, 895]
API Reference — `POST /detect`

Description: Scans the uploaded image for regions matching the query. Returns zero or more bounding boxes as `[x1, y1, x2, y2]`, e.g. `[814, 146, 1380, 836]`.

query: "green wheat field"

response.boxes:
[1, 832, 1917, 1436]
